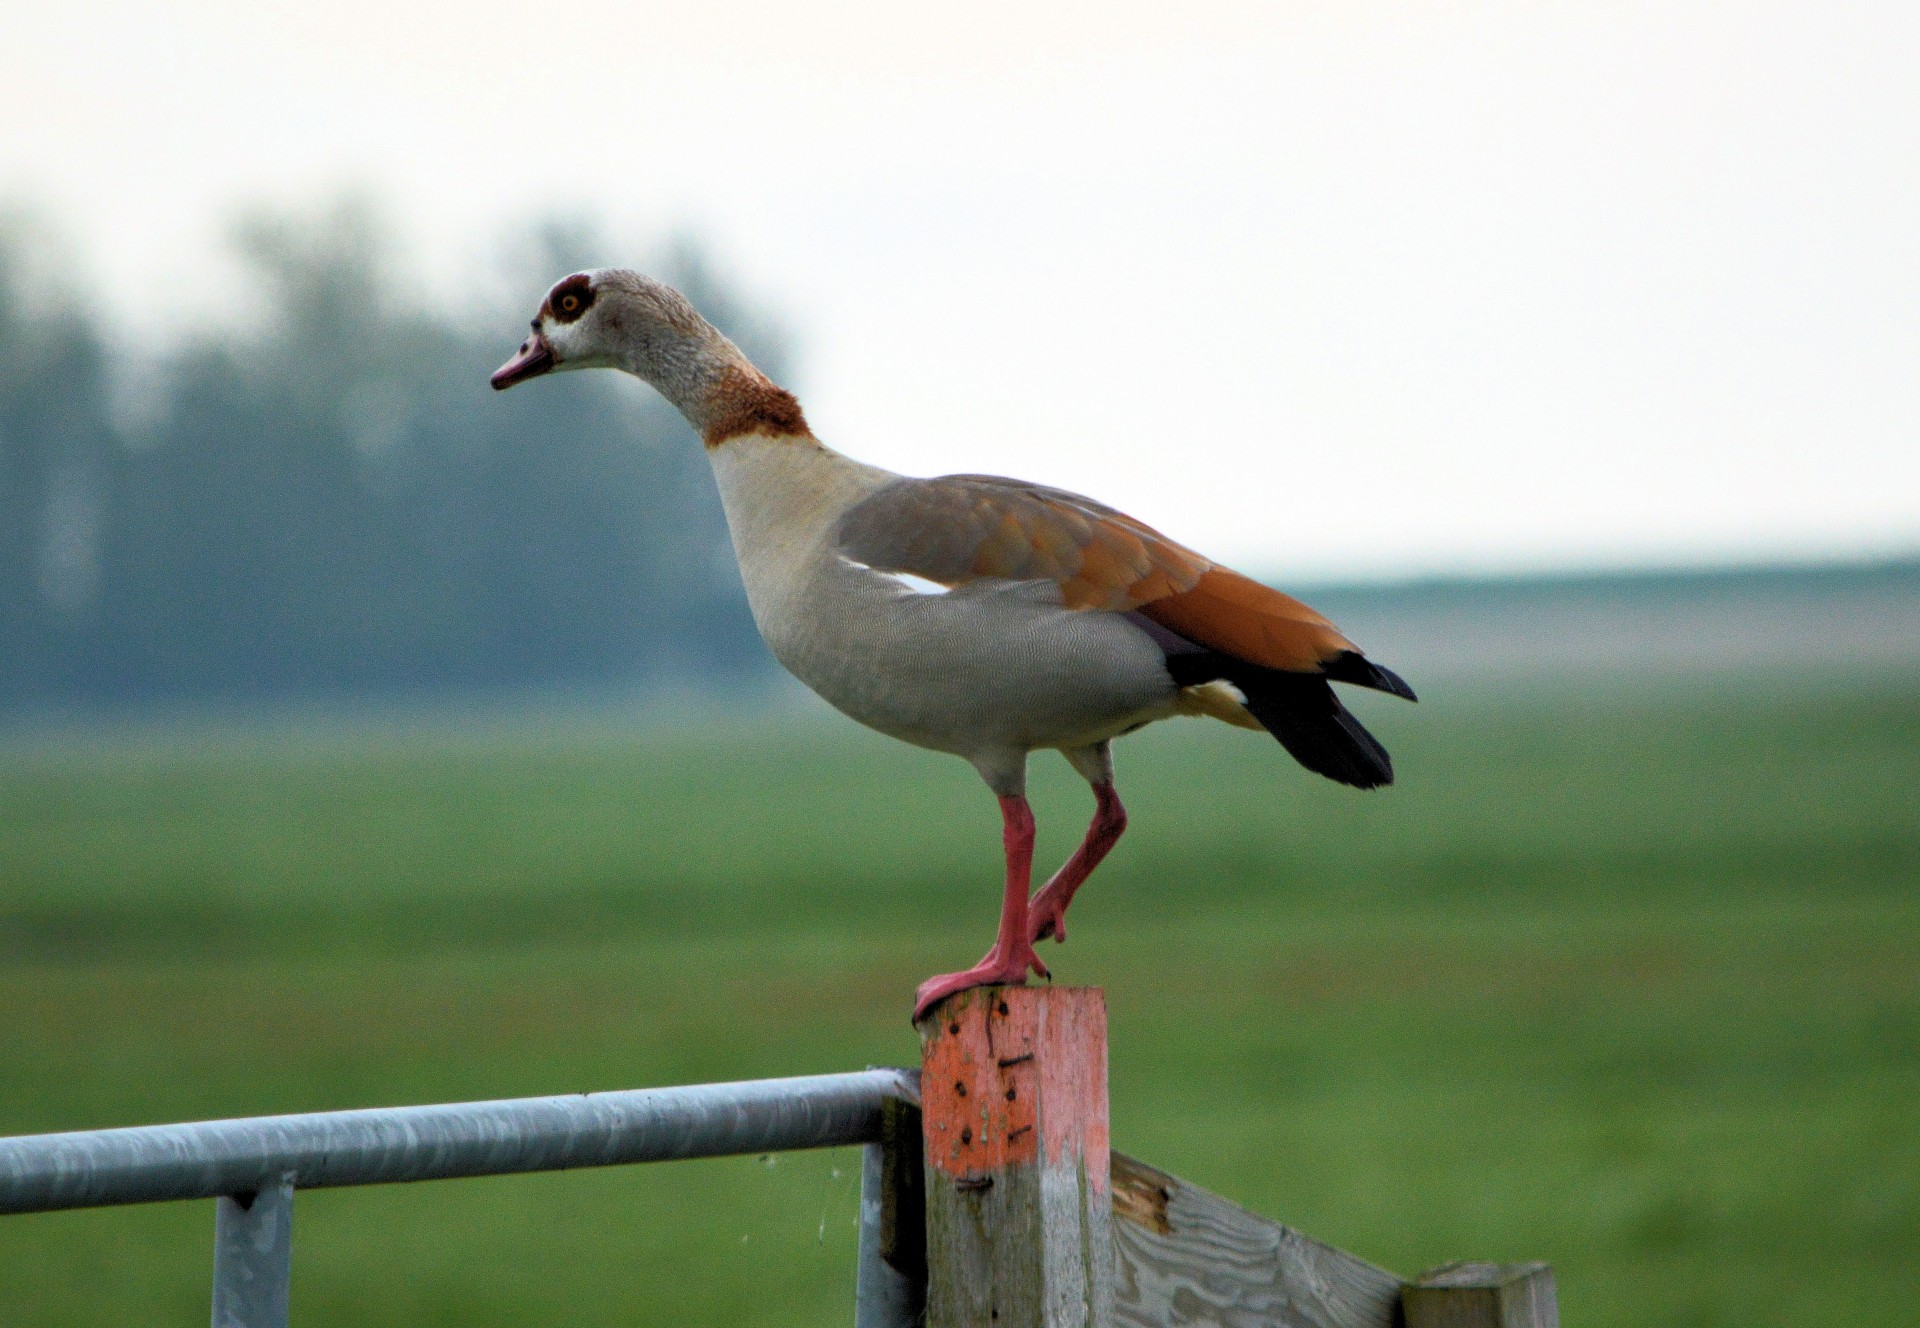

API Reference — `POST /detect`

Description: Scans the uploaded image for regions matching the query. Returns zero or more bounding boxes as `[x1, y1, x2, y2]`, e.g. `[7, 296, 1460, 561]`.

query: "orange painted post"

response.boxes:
[917, 985, 1113, 1328]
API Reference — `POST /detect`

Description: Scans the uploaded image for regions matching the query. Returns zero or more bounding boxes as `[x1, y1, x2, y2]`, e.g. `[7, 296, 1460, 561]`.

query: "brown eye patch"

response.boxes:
[546, 273, 595, 323]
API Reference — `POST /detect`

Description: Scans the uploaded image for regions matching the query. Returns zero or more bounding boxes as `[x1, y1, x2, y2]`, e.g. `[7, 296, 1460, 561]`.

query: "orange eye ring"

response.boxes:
[549, 275, 593, 322]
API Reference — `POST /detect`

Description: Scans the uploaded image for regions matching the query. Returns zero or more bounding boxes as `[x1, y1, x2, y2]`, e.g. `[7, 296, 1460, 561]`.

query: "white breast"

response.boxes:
[705, 434, 896, 643]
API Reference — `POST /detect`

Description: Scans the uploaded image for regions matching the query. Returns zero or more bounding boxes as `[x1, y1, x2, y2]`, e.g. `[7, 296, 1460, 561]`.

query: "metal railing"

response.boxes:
[0, 1068, 923, 1328]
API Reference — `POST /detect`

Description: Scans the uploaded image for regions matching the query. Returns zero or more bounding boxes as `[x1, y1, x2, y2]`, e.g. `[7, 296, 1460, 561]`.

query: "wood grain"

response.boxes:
[1110, 1152, 1404, 1328]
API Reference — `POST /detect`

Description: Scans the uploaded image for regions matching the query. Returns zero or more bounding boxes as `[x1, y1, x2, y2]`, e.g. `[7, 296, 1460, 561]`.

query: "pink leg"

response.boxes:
[1028, 782, 1127, 945]
[913, 794, 1051, 1022]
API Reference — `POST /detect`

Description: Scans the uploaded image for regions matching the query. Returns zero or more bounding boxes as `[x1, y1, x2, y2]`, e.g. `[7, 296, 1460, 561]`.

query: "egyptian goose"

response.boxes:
[492, 270, 1415, 1020]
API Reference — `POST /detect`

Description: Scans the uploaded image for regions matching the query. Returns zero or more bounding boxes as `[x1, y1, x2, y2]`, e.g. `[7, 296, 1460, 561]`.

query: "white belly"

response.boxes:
[766, 562, 1179, 758]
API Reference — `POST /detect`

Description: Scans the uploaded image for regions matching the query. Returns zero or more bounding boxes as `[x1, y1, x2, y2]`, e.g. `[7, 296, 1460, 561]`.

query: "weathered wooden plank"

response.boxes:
[1110, 1152, 1404, 1328]
[920, 985, 1113, 1328]
[1402, 1262, 1557, 1328]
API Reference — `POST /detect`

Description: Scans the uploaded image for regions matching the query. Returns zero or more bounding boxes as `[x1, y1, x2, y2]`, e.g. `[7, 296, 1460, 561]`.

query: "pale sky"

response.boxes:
[4, 1, 1916, 577]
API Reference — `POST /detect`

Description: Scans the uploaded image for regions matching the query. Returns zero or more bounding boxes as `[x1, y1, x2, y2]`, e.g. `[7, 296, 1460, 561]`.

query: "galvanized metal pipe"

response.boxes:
[0, 1069, 918, 1215]
[211, 1176, 294, 1328]
[856, 1141, 919, 1328]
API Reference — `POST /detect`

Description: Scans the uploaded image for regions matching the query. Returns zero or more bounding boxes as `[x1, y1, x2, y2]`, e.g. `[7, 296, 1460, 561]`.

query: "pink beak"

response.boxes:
[491, 333, 556, 390]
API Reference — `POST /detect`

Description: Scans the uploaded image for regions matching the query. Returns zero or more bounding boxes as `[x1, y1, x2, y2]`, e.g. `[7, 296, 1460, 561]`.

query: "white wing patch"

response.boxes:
[883, 571, 952, 596]
[840, 555, 952, 597]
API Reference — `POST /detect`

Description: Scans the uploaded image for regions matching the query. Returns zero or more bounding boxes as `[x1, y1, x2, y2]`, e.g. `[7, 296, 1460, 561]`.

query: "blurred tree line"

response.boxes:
[0, 203, 782, 719]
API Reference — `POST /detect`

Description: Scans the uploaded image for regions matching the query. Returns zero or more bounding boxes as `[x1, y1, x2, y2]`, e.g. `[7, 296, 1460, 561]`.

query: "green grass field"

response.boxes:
[2, 671, 1916, 1326]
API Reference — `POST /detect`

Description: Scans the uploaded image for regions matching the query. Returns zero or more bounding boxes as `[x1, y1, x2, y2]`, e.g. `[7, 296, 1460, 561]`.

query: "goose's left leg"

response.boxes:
[1028, 741, 1128, 946]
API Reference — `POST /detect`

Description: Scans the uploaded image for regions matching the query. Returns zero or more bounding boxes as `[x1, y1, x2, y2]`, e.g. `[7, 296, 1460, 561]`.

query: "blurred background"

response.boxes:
[1, 2, 1915, 1325]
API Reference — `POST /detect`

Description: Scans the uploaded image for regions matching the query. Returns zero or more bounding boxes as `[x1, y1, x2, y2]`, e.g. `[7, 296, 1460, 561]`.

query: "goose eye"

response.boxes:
[548, 275, 595, 323]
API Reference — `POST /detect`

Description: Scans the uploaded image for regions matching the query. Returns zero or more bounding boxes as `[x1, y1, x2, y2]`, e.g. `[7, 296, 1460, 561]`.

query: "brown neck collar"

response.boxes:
[701, 365, 813, 448]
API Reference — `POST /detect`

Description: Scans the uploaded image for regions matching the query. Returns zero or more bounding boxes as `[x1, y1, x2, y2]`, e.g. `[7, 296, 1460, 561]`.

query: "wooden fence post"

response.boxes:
[1403, 1262, 1558, 1328]
[918, 985, 1113, 1328]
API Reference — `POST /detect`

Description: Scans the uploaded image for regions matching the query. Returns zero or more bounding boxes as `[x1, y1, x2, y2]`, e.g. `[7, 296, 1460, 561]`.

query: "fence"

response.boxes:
[0, 987, 1556, 1328]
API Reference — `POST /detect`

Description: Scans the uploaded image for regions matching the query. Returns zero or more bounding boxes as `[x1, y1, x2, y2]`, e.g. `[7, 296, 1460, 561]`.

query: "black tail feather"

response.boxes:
[1122, 611, 1411, 789]
[1321, 650, 1419, 701]
[1236, 670, 1396, 789]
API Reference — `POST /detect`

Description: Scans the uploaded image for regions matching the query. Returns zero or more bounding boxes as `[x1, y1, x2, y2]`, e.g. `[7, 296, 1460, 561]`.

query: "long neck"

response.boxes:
[705, 433, 899, 613]
[626, 319, 810, 448]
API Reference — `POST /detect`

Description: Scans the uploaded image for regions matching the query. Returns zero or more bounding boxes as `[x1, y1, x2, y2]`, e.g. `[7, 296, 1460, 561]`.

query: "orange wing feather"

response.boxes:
[834, 474, 1359, 674]
[1138, 567, 1357, 674]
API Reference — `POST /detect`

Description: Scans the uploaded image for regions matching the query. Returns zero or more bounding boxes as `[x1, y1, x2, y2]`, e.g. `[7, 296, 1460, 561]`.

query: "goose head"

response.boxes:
[491, 268, 808, 446]
[491, 269, 690, 388]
